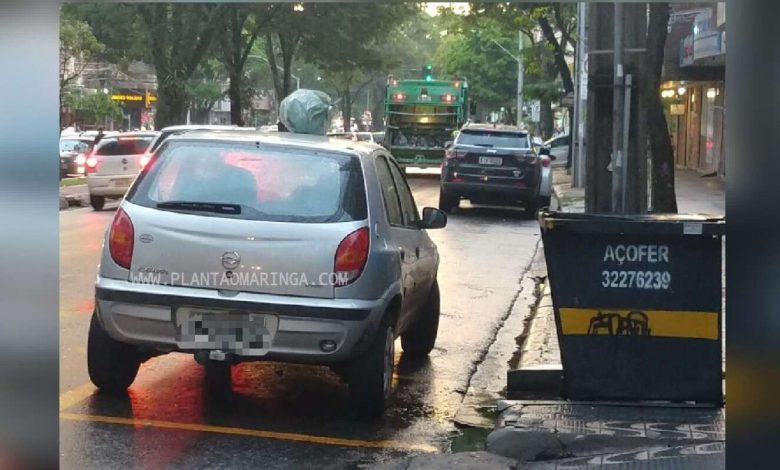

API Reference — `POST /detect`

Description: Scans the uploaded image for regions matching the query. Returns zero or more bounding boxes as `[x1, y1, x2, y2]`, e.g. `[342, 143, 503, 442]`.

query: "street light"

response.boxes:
[247, 54, 300, 90]
[487, 36, 524, 127]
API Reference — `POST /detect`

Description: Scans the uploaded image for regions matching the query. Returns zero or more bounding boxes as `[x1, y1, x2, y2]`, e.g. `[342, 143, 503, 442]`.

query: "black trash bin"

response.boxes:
[539, 211, 725, 404]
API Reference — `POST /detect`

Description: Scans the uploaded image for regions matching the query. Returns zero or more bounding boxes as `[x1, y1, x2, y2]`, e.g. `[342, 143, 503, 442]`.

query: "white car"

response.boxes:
[544, 134, 570, 165]
[85, 131, 158, 210]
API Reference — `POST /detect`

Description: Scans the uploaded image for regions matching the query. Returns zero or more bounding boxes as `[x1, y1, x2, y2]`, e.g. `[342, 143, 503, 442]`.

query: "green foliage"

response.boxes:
[59, 8, 105, 87]
[63, 89, 124, 124]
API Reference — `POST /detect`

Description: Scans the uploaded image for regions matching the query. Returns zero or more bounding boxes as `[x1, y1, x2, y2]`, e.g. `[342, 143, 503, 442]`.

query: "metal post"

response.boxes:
[611, 2, 625, 213]
[621, 74, 632, 212]
[571, 2, 581, 182]
[574, 2, 589, 188]
[517, 30, 524, 127]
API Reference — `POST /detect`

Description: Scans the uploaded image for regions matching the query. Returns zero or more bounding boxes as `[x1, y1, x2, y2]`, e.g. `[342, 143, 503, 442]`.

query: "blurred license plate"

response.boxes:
[175, 308, 279, 355]
[110, 177, 131, 187]
[479, 156, 503, 166]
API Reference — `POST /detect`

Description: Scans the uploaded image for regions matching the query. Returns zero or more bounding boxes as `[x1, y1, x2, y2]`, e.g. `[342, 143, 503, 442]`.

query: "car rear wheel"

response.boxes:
[90, 195, 105, 211]
[524, 198, 539, 219]
[347, 314, 395, 418]
[439, 189, 459, 213]
[87, 311, 141, 393]
[401, 280, 440, 357]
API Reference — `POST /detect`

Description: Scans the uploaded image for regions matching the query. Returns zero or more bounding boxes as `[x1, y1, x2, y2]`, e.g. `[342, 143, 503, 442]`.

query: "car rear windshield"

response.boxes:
[127, 141, 367, 223]
[60, 139, 91, 153]
[457, 130, 529, 149]
[95, 136, 154, 156]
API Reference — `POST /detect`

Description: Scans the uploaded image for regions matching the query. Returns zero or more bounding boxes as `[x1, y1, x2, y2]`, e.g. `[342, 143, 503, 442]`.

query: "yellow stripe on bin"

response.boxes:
[559, 308, 719, 340]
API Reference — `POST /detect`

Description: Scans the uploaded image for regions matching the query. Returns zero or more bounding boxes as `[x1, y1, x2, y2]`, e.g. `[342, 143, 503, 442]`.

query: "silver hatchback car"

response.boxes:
[88, 130, 447, 416]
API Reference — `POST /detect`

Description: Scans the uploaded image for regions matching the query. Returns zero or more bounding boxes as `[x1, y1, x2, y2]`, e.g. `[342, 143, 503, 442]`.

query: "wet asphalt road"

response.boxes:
[59, 171, 542, 469]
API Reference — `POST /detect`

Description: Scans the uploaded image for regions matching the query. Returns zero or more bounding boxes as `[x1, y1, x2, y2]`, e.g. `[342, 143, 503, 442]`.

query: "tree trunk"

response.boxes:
[642, 3, 677, 213]
[341, 87, 352, 132]
[565, 104, 574, 169]
[228, 72, 244, 126]
[540, 98, 553, 139]
[537, 16, 575, 94]
[155, 83, 188, 128]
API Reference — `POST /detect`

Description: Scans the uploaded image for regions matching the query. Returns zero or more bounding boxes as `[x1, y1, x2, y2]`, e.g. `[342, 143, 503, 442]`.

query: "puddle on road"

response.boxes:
[449, 405, 497, 452]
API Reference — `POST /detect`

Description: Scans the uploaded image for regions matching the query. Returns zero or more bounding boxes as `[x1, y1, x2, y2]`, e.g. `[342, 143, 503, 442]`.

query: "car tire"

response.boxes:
[90, 195, 105, 211]
[439, 189, 459, 213]
[347, 314, 395, 418]
[524, 198, 539, 219]
[401, 280, 440, 357]
[87, 311, 141, 393]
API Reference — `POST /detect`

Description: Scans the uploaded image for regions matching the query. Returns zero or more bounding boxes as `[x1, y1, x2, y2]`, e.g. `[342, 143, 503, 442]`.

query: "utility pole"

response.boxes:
[573, 2, 589, 188]
[517, 30, 524, 127]
[611, 3, 625, 213]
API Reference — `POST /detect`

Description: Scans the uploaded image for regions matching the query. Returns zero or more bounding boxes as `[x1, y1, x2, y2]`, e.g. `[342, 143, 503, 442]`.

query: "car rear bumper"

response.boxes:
[87, 174, 135, 197]
[94, 276, 389, 363]
[441, 180, 538, 201]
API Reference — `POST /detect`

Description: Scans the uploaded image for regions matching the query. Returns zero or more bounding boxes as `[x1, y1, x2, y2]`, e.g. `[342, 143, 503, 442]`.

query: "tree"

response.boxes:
[641, 3, 677, 212]
[135, 4, 229, 128]
[63, 89, 123, 127]
[59, 12, 104, 89]
[215, 4, 277, 125]
[299, 3, 418, 131]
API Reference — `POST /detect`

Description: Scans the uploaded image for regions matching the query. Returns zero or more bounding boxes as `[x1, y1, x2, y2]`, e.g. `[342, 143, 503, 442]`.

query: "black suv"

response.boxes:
[439, 124, 548, 217]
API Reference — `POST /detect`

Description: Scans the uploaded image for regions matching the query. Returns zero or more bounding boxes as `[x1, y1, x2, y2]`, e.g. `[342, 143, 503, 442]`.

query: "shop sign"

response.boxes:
[680, 35, 695, 67]
[670, 104, 686, 115]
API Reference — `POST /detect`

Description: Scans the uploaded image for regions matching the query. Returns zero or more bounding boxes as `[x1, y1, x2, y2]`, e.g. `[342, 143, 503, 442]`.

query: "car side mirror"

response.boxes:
[539, 146, 551, 156]
[418, 207, 447, 229]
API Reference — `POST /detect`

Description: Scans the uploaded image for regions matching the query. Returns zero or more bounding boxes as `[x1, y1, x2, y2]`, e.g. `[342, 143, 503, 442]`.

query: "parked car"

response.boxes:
[439, 123, 545, 218]
[59, 136, 93, 178]
[543, 134, 570, 165]
[85, 131, 158, 210]
[87, 130, 447, 417]
[538, 149, 555, 208]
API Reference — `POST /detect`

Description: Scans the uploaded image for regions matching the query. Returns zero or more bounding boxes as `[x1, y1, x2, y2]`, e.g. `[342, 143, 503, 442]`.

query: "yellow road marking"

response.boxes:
[60, 382, 97, 412]
[559, 308, 719, 340]
[60, 412, 438, 452]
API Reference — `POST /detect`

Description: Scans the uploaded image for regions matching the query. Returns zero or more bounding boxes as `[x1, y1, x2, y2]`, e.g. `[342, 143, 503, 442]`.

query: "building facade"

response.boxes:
[661, 3, 725, 178]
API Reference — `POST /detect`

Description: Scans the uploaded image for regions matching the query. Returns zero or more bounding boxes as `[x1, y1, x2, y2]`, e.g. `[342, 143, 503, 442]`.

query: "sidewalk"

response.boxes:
[484, 169, 725, 467]
[552, 168, 725, 216]
[59, 182, 88, 209]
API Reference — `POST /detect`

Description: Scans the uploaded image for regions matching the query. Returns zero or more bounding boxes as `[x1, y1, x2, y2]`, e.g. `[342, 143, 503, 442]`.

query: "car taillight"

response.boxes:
[139, 153, 151, 169]
[334, 227, 369, 286]
[75, 154, 86, 165]
[445, 148, 466, 160]
[109, 208, 134, 269]
[85, 153, 98, 173]
[515, 151, 537, 164]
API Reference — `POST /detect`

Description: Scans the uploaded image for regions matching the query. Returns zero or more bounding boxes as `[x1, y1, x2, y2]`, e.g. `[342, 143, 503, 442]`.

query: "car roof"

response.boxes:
[100, 131, 159, 140]
[462, 123, 527, 134]
[159, 124, 247, 132]
[165, 130, 381, 156]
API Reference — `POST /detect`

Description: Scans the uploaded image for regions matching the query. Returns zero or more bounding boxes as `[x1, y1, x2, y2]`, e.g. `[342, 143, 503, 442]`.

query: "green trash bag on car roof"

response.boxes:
[279, 89, 332, 136]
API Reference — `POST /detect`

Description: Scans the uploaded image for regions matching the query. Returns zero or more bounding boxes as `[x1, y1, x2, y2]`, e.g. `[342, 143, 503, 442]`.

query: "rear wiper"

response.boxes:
[156, 201, 242, 214]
